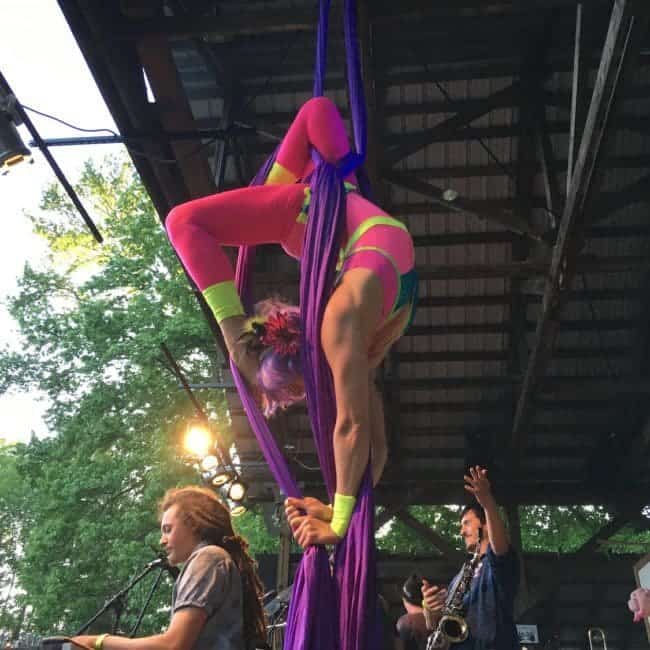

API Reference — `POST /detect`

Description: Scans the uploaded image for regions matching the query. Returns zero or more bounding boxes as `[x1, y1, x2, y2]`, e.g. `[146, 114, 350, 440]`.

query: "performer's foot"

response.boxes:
[285, 496, 332, 524]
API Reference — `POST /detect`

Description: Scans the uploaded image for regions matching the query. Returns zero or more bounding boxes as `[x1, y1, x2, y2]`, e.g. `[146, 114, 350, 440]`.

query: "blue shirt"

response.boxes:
[451, 545, 520, 650]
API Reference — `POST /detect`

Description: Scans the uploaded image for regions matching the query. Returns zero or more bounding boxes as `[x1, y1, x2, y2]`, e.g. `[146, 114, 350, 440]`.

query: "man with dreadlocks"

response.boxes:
[166, 97, 417, 548]
[72, 486, 266, 650]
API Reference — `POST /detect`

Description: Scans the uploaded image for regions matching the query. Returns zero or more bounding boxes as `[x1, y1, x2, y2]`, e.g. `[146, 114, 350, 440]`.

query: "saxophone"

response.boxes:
[425, 531, 483, 649]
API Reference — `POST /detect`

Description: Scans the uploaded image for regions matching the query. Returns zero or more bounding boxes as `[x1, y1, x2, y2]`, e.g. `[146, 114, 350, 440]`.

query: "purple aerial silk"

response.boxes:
[230, 1, 379, 648]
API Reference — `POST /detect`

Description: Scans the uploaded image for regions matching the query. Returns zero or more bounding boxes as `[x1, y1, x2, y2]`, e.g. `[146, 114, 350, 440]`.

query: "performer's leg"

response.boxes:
[166, 184, 306, 384]
[368, 374, 388, 486]
[320, 268, 383, 540]
[166, 184, 305, 293]
[266, 96, 355, 184]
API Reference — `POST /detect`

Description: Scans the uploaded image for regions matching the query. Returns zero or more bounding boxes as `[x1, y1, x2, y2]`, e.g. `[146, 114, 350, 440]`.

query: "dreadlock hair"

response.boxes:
[238, 298, 304, 417]
[160, 486, 266, 647]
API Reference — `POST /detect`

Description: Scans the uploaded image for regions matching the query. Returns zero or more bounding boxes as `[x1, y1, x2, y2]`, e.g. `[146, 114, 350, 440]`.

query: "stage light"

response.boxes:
[212, 469, 233, 487]
[0, 104, 30, 173]
[230, 503, 247, 517]
[184, 422, 212, 457]
[200, 455, 219, 472]
[228, 479, 248, 503]
[442, 188, 459, 202]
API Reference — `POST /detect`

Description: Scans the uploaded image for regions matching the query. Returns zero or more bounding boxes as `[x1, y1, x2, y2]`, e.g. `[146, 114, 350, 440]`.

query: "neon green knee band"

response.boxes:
[202, 281, 244, 324]
[265, 162, 298, 185]
[330, 493, 357, 539]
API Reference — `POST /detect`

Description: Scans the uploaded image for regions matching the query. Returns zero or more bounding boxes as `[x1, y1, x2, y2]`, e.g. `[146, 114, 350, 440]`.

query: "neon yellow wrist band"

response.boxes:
[94, 634, 108, 650]
[202, 281, 244, 324]
[330, 492, 356, 539]
[265, 162, 298, 185]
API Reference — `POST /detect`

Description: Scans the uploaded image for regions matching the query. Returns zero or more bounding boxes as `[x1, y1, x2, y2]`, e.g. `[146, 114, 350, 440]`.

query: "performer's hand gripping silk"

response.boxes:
[167, 97, 417, 548]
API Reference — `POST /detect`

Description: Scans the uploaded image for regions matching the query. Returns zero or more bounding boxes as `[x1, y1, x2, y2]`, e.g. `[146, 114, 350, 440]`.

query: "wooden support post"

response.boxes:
[276, 527, 291, 593]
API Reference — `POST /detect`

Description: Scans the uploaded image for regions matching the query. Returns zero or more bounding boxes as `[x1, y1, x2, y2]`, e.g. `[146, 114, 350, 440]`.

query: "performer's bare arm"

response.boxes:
[464, 466, 510, 556]
[220, 315, 260, 388]
[72, 608, 207, 650]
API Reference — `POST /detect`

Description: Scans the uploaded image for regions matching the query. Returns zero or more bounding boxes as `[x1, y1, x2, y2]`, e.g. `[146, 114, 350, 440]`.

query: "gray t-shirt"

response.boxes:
[171, 542, 244, 650]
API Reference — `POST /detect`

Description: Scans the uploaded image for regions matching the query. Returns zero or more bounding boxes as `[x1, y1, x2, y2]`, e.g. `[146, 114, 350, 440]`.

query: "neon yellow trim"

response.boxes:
[296, 187, 311, 224]
[336, 216, 407, 272]
[330, 492, 356, 539]
[346, 245, 403, 317]
[94, 634, 108, 650]
[202, 281, 244, 324]
[341, 216, 408, 260]
[265, 162, 298, 185]
[298, 182, 357, 226]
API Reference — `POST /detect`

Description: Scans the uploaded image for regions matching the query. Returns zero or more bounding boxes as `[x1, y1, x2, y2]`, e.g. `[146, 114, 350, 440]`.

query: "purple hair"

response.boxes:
[244, 299, 305, 417]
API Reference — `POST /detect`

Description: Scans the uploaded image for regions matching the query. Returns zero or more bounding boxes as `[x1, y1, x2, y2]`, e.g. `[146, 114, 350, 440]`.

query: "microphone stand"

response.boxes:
[75, 561, 177, 636]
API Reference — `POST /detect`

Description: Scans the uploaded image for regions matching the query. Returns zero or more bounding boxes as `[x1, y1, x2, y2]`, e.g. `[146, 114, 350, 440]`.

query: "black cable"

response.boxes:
[21, 103, 220, 165]
[20, 104, 120, 136]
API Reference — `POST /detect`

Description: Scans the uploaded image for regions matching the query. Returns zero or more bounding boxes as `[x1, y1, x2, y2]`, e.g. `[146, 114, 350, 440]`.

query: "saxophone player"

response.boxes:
[422, 466, 520, 649]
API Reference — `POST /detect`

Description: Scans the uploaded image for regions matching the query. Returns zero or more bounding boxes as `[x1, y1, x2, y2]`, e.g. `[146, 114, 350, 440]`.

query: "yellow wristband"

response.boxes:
[202, 281, 244, 324]
[94, 634, 108, 650]
[330, 492, 356, 539]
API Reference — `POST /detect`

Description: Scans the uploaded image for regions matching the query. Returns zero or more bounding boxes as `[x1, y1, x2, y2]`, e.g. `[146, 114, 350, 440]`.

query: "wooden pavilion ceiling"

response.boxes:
[58, 1, 650, 647]
[56, 0, 650, 508]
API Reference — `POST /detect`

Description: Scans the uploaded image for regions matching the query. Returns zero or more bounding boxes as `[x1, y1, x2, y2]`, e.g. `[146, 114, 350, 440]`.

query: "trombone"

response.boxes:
[587, 627, 608, 650]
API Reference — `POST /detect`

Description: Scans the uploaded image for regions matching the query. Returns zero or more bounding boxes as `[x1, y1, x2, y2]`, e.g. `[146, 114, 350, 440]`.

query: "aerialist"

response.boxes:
[167, 96, 417, 548]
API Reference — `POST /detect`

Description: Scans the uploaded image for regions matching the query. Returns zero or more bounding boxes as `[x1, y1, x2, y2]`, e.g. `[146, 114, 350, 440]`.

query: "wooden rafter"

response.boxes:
[511, 0, 650, 458]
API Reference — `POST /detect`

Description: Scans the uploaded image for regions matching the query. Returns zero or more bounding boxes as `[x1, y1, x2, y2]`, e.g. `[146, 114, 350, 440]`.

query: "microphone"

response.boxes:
[146, 556, 180, 579]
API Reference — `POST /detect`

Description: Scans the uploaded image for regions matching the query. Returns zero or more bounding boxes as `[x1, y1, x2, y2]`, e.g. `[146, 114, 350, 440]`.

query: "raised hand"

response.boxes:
[463, 465, 495, 508]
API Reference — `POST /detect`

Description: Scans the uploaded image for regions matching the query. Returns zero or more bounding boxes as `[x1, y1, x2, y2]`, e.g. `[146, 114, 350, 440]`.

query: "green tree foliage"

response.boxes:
[0, 442, 24, 634]
[376, 504, 648, 557]
[376, 505, 463, 556]
[0, 157, 274, 636]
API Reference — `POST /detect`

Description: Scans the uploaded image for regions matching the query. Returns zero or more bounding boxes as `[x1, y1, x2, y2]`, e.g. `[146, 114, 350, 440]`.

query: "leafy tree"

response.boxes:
[0, 442, 25, 635]
[0, 156, 274, 636]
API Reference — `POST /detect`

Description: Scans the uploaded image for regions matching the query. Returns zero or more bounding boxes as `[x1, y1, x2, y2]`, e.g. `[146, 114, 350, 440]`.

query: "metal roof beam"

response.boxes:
[385, 81, 522, 165]
[384, 170, 543, 239]
[511, 0, 649, 457]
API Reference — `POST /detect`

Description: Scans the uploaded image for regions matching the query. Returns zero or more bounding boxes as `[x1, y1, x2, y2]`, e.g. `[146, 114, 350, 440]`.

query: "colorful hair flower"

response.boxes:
[260, 310, 301, 357]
